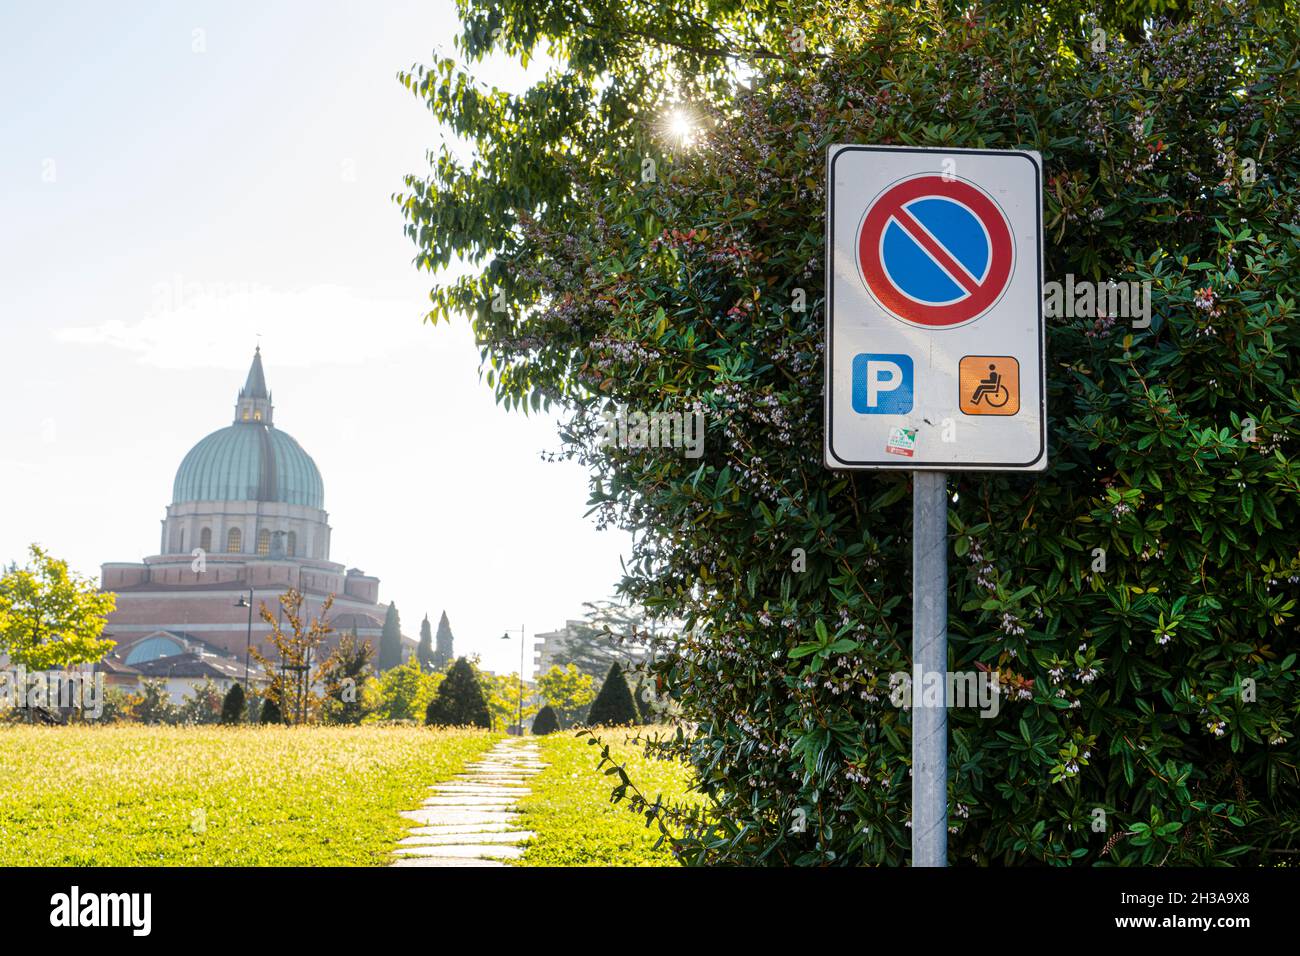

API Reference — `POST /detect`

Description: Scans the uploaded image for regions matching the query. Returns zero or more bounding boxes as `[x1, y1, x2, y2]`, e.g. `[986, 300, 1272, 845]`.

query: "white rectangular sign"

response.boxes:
[825, 145, 1046, 471]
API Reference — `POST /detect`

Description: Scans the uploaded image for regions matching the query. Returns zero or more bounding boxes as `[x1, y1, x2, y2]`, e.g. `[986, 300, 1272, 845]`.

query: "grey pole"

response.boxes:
[911, 470, 948, 867]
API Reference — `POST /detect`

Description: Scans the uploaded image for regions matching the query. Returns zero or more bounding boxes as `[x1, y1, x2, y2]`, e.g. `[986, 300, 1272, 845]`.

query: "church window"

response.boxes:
[227, 527, 242, 553]
[200, 527, 212, 551]
[287, 531, 297, 557]
[257, 529, 271, 556]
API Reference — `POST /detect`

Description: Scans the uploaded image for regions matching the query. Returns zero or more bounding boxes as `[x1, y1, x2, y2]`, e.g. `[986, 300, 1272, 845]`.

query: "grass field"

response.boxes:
[514, 727, 703, 866]
[0, 725, 496, 866]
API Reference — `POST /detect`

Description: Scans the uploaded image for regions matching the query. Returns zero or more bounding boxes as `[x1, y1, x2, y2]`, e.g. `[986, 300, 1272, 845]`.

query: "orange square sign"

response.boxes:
[959, 356, 1020, 415]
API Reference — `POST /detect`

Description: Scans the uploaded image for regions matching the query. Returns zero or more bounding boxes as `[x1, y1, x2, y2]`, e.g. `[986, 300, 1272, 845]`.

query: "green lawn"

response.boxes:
[514, 727, 702, 866]
[0, 725, 496, 866]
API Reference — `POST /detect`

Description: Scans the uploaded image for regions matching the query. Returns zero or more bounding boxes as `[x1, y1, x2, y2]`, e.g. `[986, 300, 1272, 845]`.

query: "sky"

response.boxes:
[0, 0, 630, 676]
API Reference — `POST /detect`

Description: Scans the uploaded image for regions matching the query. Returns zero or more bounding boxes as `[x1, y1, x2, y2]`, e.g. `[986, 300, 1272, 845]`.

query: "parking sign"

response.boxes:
[825, 145, 1046, 470]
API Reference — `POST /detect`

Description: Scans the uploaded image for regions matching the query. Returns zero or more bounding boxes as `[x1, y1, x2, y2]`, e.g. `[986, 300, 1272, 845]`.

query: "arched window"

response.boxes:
[257, 529, 271, 556]
[226, 527, 242, 553]
[286, 532, 297, 557]
[199, 527, 212, 551]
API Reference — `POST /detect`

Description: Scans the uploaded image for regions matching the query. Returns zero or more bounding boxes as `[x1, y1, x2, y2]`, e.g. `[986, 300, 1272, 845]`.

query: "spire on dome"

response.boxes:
[241, 346, 269, 399]
[234, 347, 274, 425]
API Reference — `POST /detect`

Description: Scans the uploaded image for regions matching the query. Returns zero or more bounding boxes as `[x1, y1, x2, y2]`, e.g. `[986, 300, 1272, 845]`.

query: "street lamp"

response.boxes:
[234, 588, 254, 691]
[501, 626, 526, 735]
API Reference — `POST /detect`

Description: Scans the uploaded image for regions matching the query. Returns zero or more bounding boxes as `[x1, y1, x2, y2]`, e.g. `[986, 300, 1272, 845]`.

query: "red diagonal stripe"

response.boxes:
[891, 207, 981, 296]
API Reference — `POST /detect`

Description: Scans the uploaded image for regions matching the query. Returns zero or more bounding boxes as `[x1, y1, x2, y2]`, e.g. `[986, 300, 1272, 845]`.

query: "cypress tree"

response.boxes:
[432, 610, 454, 670]
[258, 695, 282, 725]
[424, 657, 490, 728]
[531, 704, 559, 735]
[220, 682, 246, 725]
[586, 663, 638, 726]
[417, 614, 436, 671]
[378, 602, 402, 672]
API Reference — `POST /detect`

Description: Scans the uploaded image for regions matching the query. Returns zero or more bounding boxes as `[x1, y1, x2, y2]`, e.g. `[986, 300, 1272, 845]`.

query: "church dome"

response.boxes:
[170, 348, 325, 510]
[172, 424, 324, 509]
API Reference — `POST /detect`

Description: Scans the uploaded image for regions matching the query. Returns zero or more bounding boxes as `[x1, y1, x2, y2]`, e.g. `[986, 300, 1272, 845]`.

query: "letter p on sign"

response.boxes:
[852, 353, 914, 414]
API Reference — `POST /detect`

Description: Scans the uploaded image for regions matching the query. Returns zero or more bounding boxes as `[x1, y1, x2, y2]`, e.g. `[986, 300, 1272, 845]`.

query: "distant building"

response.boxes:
[98, 348, 414, 700]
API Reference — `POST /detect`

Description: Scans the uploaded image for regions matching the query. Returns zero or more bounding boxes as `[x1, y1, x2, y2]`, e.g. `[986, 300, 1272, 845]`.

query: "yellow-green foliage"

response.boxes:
[0, 725, 495, 865]
[513, 728, 701, 866]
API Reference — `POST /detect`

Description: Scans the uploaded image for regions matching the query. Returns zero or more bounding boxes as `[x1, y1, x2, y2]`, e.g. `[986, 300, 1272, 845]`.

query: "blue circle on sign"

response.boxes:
[881, 198, 990, 305]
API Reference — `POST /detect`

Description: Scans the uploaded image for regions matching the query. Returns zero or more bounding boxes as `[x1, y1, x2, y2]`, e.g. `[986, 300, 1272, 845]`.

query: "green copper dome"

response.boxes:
[170, 349, 324, 509]
[172, 424, 324, 509]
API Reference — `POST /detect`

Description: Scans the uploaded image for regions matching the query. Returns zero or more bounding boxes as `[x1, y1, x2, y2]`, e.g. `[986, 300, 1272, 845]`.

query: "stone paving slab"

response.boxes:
[400, 809, 519, 826]
[405, 822, 525, 837]
[398, 830, 535, 846]
[394, 843, 524, 859]
[391, 857, 506, 868]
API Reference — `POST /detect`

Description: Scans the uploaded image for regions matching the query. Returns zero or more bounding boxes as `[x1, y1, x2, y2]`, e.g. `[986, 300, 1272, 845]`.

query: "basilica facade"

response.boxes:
[99, 349, 410, 694]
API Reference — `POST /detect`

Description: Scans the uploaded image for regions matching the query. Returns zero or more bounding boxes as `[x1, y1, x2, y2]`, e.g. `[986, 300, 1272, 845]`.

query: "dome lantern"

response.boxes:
[234, 346, 273, 425]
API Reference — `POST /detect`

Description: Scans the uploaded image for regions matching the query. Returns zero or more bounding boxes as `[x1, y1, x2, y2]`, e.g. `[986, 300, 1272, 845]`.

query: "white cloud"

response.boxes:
[56, 281, 428, 370]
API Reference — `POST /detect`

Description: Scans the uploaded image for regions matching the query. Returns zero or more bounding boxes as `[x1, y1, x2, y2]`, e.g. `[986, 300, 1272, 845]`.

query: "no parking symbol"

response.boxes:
[858, 174, 1015, 329]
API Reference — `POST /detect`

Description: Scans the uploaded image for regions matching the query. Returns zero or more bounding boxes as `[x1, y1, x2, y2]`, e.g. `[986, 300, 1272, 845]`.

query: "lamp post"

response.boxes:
[234, 588, 254, 690]
[501, 626, 526, 735]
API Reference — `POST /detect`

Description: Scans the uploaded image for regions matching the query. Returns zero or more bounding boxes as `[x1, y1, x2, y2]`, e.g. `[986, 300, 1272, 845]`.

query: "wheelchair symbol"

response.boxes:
[959, 355, 1019, 416]
[969, 364, 1009, 408]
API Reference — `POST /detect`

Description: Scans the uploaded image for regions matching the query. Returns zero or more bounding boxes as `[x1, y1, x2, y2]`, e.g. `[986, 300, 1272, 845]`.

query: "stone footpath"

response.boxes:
[390, 737, 545, 867]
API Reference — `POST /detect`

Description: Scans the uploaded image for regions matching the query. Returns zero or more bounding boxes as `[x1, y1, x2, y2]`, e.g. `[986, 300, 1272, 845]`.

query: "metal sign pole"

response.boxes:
[911, 470, 948, 867]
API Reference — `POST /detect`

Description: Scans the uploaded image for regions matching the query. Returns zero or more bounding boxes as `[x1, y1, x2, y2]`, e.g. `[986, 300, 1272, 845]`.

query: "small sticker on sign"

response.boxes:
[886, 426, 917, 457]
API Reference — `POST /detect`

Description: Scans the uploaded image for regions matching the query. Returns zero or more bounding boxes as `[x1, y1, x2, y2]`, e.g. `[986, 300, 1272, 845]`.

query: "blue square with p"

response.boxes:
[851, 353, 914, 414]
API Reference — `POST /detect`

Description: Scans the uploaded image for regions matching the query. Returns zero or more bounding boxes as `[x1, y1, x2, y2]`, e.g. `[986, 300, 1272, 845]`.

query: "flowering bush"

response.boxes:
[402, 3, 1300, 863]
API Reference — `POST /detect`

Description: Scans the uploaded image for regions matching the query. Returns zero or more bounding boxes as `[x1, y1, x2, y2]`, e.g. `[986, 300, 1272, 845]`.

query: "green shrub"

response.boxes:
[424, 657, 491, 728]
[401, 3, 1300, 864]
[586, 664, 638, 727]
[258, 696, 282, 726]
[220, 683, 246, 725]
[135, 679, 178, 726]
[532, 704, 560, 735]
[363, 658, 438, 723]
[178, 678, 223, 725]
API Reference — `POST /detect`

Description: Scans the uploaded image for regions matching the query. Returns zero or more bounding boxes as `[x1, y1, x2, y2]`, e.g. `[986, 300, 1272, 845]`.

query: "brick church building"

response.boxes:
[98, 348, 411, 696]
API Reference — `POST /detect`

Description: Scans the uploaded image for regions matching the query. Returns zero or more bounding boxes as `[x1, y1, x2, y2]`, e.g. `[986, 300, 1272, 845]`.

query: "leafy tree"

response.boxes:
[98, 686, 139, 723]
[532, 704, 560, 735]
[417, 615, 436, 672]
[258, 695, 282, 725]
[378, 602, 403, 672]
[480, 668, 538, 733]
[249, 589, 334, 725]
[433, 610, 455, 670]
[220, 682, 246, 725]
[178, 678, 223, 725]
[320, 628, 375, 724]
[424, 657, 491, 728]
[0, 545, 116, 670]
[402, 1, 1300, 865]
[136, 679, 178, 726]
[537, 663, 596, 727]
[586, 663, 638, 726]
[550, 621, 635, 682]
[364, 657, 440, 722]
